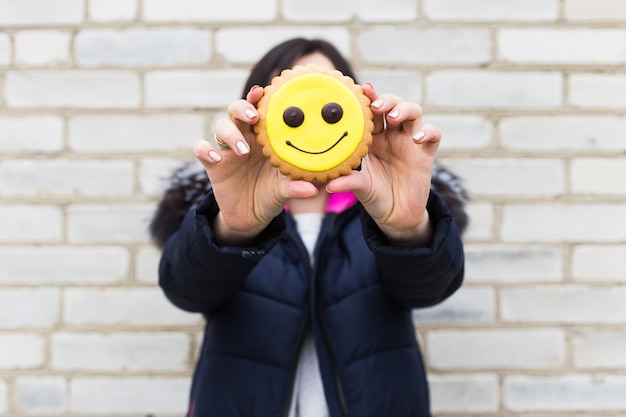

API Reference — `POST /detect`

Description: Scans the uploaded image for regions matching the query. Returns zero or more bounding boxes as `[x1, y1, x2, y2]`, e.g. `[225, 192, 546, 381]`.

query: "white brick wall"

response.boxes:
[1, 1, 624, 416]
[14, 30, 72, 66]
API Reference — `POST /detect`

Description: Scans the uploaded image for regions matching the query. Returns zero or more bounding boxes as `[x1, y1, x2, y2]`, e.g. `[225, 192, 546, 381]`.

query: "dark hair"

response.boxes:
[240, 38, 357, 98]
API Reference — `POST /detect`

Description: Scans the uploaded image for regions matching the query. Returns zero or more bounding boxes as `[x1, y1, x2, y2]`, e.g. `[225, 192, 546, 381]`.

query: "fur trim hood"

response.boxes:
[149, 162, 468, 248]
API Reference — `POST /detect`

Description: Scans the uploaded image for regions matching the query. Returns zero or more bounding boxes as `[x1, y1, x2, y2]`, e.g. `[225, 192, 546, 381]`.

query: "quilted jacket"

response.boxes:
[157, 188, 465, 417]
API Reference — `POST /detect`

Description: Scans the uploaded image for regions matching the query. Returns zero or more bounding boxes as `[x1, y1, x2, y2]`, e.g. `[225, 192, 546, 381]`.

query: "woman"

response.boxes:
[151, 38, 466, 417]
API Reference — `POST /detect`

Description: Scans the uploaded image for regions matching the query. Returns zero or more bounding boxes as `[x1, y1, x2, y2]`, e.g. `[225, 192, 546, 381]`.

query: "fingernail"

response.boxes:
[250, 84, 261, 93]
[388, 110, 400, 119]
[364, 82, 374, 90]
[413, 131, 426, 142]
[209, 150, 222, 162]
[236, 141, 249, 154]
[371, 98, 383, 109]
[244, 108, 257, 119]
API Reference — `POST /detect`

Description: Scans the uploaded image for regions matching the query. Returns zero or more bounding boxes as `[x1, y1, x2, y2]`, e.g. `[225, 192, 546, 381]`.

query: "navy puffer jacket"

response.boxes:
[158, 190, 464, 417]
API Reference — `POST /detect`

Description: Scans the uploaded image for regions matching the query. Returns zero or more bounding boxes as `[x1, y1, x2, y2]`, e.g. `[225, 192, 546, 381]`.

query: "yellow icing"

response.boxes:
[265, 73, 365, 172]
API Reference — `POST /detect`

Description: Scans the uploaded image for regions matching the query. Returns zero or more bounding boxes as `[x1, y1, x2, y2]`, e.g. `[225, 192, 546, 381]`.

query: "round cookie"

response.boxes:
[254, 64, 374, 182]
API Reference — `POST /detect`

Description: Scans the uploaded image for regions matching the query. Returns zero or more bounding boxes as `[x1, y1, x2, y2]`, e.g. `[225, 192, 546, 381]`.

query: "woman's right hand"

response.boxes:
[193, 86, 318, 246]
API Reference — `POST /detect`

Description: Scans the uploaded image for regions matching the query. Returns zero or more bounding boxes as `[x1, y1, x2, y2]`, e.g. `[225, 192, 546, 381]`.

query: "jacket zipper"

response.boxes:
[314, 214, 350, 417]
[283, 209, 356, 417]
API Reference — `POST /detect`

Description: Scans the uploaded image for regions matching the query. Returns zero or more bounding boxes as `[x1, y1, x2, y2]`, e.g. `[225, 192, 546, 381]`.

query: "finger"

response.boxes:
[214, 118, 251, 155]
[413, 123, 442, 156]
[385, 101, 423, 134]
[246, 85, 265, 105]
[369, 93, 404, 116]
[325, 170, 368, 197]
[194, 139, 223, 165]
[227, 98, 259, 127]
[280, 179, 319, 201]
[362, 83, 385, 134]
[413, 123, 441, 144]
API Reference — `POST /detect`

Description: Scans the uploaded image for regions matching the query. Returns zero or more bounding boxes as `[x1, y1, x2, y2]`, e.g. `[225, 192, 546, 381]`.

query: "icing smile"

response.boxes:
[286, 131, 348, 155]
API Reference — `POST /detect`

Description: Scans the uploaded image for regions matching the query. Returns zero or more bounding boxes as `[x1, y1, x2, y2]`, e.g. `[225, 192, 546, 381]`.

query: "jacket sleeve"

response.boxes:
[158, 192, 287, 314]
[360, 190, 465, 309]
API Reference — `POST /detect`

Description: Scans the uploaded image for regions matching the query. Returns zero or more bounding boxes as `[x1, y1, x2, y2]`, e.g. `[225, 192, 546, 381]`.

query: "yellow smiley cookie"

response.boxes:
[254, 64, 374, 182]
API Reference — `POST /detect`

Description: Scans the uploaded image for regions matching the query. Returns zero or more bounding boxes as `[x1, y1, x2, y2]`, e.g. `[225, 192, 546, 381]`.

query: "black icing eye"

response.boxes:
[321, 103, 343, 124]
[283, 106, 305, 127]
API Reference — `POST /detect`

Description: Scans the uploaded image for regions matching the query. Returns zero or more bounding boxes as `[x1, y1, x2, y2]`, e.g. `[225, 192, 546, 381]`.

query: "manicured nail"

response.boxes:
[388, 110, 400, 119]
[371, 98, 383, 109]
[236, 141, 249, 154]
[244, 108, 257, 119]
[413, 131, 426, 142]
[209, 150, 222, 162]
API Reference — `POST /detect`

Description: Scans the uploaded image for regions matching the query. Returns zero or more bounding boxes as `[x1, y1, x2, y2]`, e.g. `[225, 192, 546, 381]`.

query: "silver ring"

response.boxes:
[213, 133, 229, 148]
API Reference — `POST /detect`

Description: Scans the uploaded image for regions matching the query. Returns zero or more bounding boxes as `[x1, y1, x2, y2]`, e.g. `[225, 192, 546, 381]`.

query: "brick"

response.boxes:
[427, 71, 562, 109]
[429, 374, 499, 413]
[216, 28, 350, 64]
[136, 246, 161, 283]
[51, 332, 189, 371]
[462, 202, 494, 241]
[143, 0, 276, 22]
[502, 204, 626, 243]
[0, 381, 6, 413]
[1, 160, 134, 196]
[427, 329, 565, 370]
[0, 246, 129, 285]
[145, 70, 248, 108]
[63, 288, 200, 326]
[76, 29, 211, 67]
[572, 245, 626, 282]
[500, 116, 626, 151]
[0, 289, 60, 328]
[89, 0, 137, 22]
[570, 74, 626, 109]
[501, 286, 626, 323]
[139, 158, 191, 197]
[358, 70, 422, 104]
[465, 245, 563, 283]
[358, 28, 490, 65]
[413, 287, 494, 324]
[0, 334, 45, 368]
[424, 115, 493, 150]
[504, 375, 626, 411]
[573, 330, 626, 368]
[0, 33, 9, 66]
[68, 115, 204, 154]
[565, 0, 626, 21]
[14, 30, 71, 66]
[16, 377, 67, 414]
[443, 158, 564, 196]
[499, 29, 626, 64]
[0, 205, 62, 243]
[5, 71, 140, 108]
[424, 0, 558, 21]
[571, 158, 626, 195]
[70, 377, 190, 413]
[67, 204, 154, 243]
[0, 0, 84, 26]
[0, 116, 64, 153]
[283, 0, 418, 22]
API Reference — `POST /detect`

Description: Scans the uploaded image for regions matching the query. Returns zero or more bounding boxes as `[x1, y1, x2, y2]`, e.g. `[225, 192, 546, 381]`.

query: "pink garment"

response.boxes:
[325, 192, 357, 213]
[284, 192, 357, 214]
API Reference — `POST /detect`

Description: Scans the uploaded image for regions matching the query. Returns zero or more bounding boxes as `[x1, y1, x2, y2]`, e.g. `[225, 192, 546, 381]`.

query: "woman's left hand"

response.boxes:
[326, 83, 441, 247]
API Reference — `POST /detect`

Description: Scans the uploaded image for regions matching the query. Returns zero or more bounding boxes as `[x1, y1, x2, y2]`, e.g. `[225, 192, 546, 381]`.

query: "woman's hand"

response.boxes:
[194, 86, 318, 246]
[326, 83, 441, 247]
